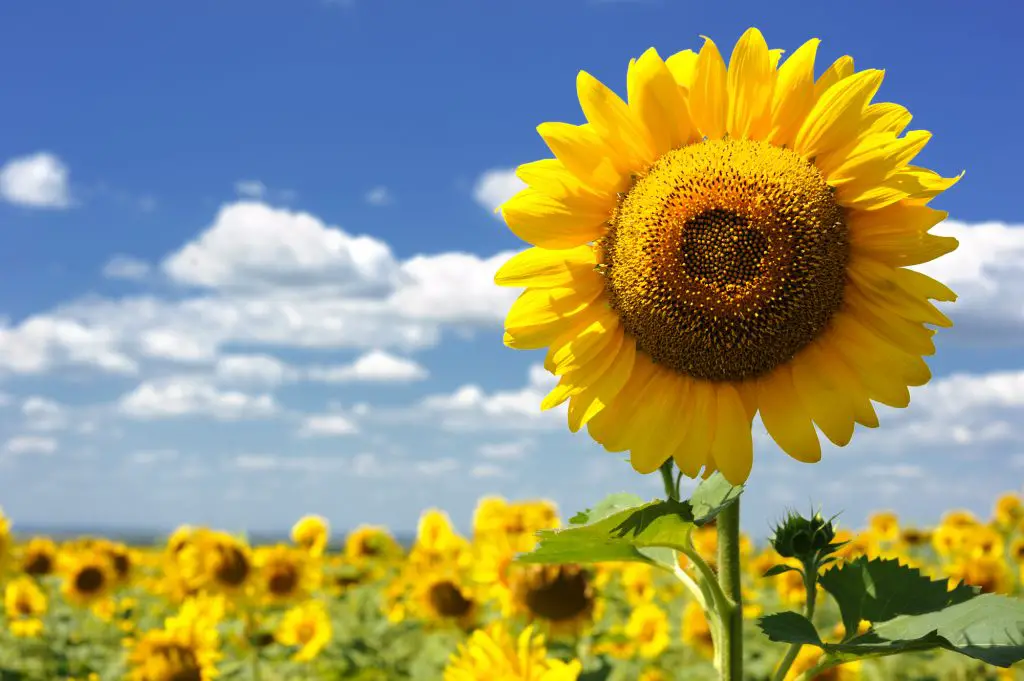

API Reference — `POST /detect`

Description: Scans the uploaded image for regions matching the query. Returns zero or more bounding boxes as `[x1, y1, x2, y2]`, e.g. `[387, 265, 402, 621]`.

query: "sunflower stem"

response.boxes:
[659, 460, 678, 501]
[716, 499, 743, 681]
[772, 562, 818, 681]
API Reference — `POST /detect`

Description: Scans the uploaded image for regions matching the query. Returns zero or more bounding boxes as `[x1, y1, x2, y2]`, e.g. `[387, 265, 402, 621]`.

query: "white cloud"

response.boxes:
[420, 364, 561, 431]
[103, 256, 151, 281]
[473, 168, 525, 215]
[471, 463, 511, 479]
[416, 457, 459, 476]
[389, 251, 518, 322]
[4, 436, 57, 455]
[215, 354, 295, 386]
[129, 449, 179, 465]
[234, 180, 266, 199]
[22, 397, 66, 431]
[118, 378, 277, 420]
[478, 440, 532, 460]
[232, 453, 348, 473]
[0, 317, 137, 375]
[0, 152, 70, 208]
[297, 414, 359, 438]
[365, 186, 392, 206]
[162, 202, 399, 292]
[139, 329, 216, 363]
[307, 350, 427, 383]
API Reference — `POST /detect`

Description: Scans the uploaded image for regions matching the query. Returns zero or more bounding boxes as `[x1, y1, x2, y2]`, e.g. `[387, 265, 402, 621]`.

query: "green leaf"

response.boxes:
[758, 611, 822, 647]
[569, 493, 646, 526]
[762, 564, 802, 578]
[818, 556, 977, 638]
[688, 472, 744, 525]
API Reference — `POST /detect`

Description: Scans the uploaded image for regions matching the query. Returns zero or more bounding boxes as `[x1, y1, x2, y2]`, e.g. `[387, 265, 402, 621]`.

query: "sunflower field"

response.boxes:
[0, 491, 1021, 681]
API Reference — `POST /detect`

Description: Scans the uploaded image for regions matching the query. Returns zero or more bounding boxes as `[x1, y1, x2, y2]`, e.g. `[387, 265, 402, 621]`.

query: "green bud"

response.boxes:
[771, 510, 836, 561]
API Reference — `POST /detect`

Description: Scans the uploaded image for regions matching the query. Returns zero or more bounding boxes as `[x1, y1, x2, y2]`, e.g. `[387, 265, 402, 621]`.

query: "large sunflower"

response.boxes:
[496, 28, 960, 484]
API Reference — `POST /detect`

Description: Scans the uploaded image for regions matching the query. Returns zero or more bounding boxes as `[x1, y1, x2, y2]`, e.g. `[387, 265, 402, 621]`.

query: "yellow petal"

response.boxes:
[708, 384, 754, 485]
[587, 352, 659, 448]
[769, 48, 784, 69]
[814, 344, 879, 428]
[664, 49, 698, 88]
[830, 311, 932, 388]
[757, 366, 821, 463]
[825, 319, 912, 408]
[671, 379, 716, 478]
[812, 55, 855, 101]
[494, 246, 598, 288]
[689, 36, 728, 139]
[536, 122, 627, 193]
[567, 337, 637, 432]
[628, 48, 695, 155]
[827, 130, 933, 186]
[726, 27, 773, 141]
[847, 257, 954, 327]
[860, 102, 912, 136]
[846, 201, 948, 238]
[842, 286, 937, 356]
[769, 38, 820, 148]
[852, 227, 958, 268]
[791, 343, 856, 447]
[549, 313, 621, 376]
[555, 329, 625, 400]
[543, 303, 619, 372]
[838, 166, 963, 210]
[541, 376, 574, 411]
[628, 371, 688, 474]
[795, 69, 885, 160]
[515, 158, 611, 204]
[577, 70, 656, 166]
[500, 189, 610, 249]
[505, 283, 603, 333]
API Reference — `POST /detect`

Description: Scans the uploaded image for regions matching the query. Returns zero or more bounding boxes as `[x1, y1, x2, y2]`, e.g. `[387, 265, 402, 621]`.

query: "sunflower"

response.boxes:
[252, 545, 319, 605]
[193, 531, 253, 597]
[275, 600, 333, 662]
[344, 525, 402, 562]
[4, 577, 47, 638]
[625, 602, 670, 659]
[495, 28, 960, 484]
[443, 622, 582, 681]
[681, 599, 715, 659]
[125, 617, 220, 681]
[19, 536, 58, 577]
[291, 515, 330, 558]
[510, 564, 598, 635]
[867, 511, 900, 543]
[0, 507, 11, 570]
[95, 539, 134, 586]
[782, 645, 861, 680]
[60, 550, 117, 607]
[993, 493, 1023, 528]
[413, 567, 480, 629]
[409, 509, 471, 570]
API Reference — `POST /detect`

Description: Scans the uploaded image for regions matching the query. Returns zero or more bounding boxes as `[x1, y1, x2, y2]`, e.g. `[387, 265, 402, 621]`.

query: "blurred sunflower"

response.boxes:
[495, 28, 959, 484]
[443, 622, 582, 681]
[19, 536, 58, 577]
[867, 511, 899, 543]
[993, 493, 1023, 528]
[291, 515, 330, 558]
[197, 531, 253, 598]
[511, 564, 598, 635]
[414, 566, 480, 629]
[60, 550, 116, 607]
[783, 645, 861, 680]
[125, 617, 220, 681]
[409, 509, 471, 570]
[276, 600, 332, 662]
[681, 599, 714, 659]
[625, 602, 670, 659]
[4, 577, 47, 638]
[253, 545, 319, 605]
[344, 525, 402, 562]
[0, 507, 11, 570]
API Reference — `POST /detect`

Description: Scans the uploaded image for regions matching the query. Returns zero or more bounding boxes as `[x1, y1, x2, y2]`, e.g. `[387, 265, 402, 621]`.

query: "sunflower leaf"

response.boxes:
[762, 563, 802, 578]
[757, 611, 823, 646]
[687, 472, 744, 525]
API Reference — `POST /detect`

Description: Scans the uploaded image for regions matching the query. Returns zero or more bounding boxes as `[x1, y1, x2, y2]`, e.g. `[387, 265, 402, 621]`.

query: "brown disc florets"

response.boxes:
[602, 138, 849, 381]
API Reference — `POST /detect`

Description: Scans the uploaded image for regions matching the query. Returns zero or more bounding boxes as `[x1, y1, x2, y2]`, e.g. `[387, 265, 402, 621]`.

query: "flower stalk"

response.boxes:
[716, 499, 744, 681]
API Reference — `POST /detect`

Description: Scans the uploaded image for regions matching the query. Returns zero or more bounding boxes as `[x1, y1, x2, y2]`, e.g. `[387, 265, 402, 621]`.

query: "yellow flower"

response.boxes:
[899, 527, 931, 548]
[195, 531, 253, 597]
[867, 511, 899, 543]
[276, 600, 332, 662]
[444, 622, 582, 681]
[620, 562, 656, 605]
[0, 508, 11, 570]
[410, 509, 470, 569]
[946, 555, 1011, 594]
[681, 600, 714, 659]
[252, 545, 319, 605]
[412, 567, 480, 629]
[4, 577, 47, 638]
[495, 28, 960, 485]
[344, 525, 402, 562]
[510, 564, 598, 636]
[59, 550, 116, 607]
[19, 536, 57, 576]
[783, 645, 861, 680]
[994, 493, 1023, 527]
[291, 515, 330, 557]
[625, 602, 670, 659]
[125, 619, 220, 681]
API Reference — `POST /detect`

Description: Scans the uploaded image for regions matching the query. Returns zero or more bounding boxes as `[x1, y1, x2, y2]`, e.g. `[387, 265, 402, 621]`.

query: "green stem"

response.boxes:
[716, 499, 743, 681]
[772, 564, 818, 681]
[659, 460, 678, 501]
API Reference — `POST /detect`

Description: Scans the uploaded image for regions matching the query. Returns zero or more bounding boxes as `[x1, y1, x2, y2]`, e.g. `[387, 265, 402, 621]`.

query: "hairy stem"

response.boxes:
[717, 499, 744, 681]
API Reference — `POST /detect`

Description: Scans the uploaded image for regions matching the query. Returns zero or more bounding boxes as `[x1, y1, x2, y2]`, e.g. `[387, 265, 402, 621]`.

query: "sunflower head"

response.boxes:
[443, 622, 582, 681]
[496, 28, 960, 485]
[253, 545, 318, 604]
[275, 600, 333, 662]
[344, 525, 402, 562]
[512, 564, 597, 635]
[414, 569, 479, 630]
[625, 602, 670, 659]
[681, 599, 714, 659]
[291, 515, 330, 557]
[4, 576, 47, 633]
[59, 549, 117, 607]
[125, 621, 220, 681]
[19, 536, 58, 577]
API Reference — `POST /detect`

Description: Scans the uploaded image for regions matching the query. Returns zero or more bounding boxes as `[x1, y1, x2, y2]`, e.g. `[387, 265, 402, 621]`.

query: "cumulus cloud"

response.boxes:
[389, 251, 518, 322]
[473, 168, 525, 215]
[103, 256, 151, 281]
[3, 435, 57, 455]
[118, 378, 277, 420]
[234, 180, 266, 198]
[419, 364, 562, 431]
[0, 317, 137, 375]
[22, 397, 66, 432]
[478, 440, 532, 460]
[215, 354, 295, 386]
[0, 152, 70, 208]
[307, 350, 427, 383]
[297, 414, 359, 438]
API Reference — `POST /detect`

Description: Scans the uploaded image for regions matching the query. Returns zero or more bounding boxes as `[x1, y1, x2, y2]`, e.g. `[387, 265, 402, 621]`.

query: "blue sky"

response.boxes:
[0, 1, 1021, 539]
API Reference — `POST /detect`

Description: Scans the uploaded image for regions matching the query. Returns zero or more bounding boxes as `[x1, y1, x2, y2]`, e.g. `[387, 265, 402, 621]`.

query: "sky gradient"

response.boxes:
[0, 1, 1020, 540]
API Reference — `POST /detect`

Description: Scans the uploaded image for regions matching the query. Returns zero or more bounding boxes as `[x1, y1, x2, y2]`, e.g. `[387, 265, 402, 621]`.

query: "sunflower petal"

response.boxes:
[587, 353, 659, 449]
[577, 70, 656, 166]
[515, 158, 611, 203]
[726, 27, 773, 141]
[568, 336, 637, 432]
[846, 202, 948, 237]
[769, 38, 820, 148]
[791, 343, 856, 447]
[536, 122, 627, 193]
[708, 384, 754, 485]
[549, 313, 621, 376]
[500, 189, 610, 249]
[813, 55, 855, 101]
[689, 36, 728, 139]
[828, 130, 933, 186]
[494, 246, 598, 288]
[795, 69, 885, 160]
[861, 102, 912, 136]
[665, 49, 698, 88]
[757, 366, 821, 463]
[628, 48, 695, 154]
[628, 372, 689, 474]
[505, 284, 603, 333]
[671, 379, 716, 478]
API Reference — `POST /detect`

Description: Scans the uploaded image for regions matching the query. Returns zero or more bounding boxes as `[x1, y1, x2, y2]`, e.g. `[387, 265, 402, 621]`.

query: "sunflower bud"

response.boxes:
[771, 511, 836, 562]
